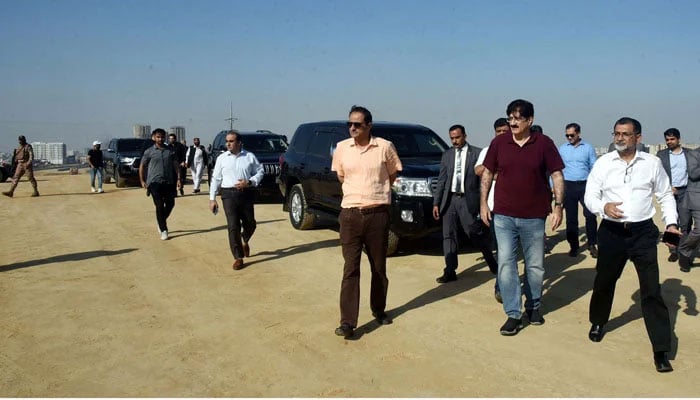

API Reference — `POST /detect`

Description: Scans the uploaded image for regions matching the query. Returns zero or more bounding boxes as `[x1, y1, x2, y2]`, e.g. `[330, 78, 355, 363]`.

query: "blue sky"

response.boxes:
[1, 0, 699, 153]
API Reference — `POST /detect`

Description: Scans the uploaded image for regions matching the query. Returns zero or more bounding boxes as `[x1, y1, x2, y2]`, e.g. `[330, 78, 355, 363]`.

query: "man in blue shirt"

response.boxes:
[559, 123, 599, 257]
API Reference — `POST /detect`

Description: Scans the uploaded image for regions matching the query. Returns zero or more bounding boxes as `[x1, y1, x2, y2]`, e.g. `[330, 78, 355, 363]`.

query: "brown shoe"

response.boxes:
[2, 191, 12, 198]
[232, 259, 244, 270]
[243, 242, 250, 258]
[31, 191, 39, 197]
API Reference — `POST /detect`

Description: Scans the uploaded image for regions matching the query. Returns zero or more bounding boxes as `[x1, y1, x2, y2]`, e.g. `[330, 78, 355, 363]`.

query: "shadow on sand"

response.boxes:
[1, 248, 139, 272]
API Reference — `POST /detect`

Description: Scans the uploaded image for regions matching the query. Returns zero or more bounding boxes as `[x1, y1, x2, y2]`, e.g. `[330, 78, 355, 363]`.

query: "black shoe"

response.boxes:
[588, 244, 598, 258]
[653, 351, 673, 373]
[568, 248, 578, 257]
[526, 309, 545, 325]
[179, 188, 184, 196]
[436, 273, 457, 284]
[668, 253, 679, 262]
[334, 323, 354, 339]
[679, 254, 691, 272]
[499, 317, 523, 336]
[588, 324, 604, 342]
[372, 312, 393, 325]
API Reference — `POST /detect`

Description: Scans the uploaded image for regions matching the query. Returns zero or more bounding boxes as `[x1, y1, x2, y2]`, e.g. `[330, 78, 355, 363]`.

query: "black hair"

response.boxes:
[663, 128, 680, 139]
[565, 123, 581, 133]
[614, 117, 642, 134]
[506, 99, 534, 119]
[493, 118, 508, 129]
[449, 124, 466, 136]
[349, 105, 372, 124]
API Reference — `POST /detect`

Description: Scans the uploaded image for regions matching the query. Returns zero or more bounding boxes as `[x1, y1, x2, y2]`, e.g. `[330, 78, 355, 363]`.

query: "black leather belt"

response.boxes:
[221, 187, 247, 192]
[674, 185, 687, 190]
[602, 219, 653, 230]
[346, 205, 389, 215]
[452, 192, 465, 197]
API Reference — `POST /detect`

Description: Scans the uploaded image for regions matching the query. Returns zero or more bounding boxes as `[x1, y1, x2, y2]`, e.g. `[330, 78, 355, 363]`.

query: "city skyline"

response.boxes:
[1, 0, 699, 153]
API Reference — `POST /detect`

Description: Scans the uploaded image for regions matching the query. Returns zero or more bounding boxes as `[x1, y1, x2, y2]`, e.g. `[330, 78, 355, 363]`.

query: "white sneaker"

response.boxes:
[160, 230, 168, 240]
[97, 188, 103, 193]
[91, 187, 96, 193]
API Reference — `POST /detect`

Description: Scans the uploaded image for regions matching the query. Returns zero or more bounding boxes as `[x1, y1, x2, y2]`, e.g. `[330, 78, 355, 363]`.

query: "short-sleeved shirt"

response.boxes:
[482, 132, 564, 218]
[331, 136, 402, 208]
[87, 149, 103, 168]
[141, 145, 178, 185]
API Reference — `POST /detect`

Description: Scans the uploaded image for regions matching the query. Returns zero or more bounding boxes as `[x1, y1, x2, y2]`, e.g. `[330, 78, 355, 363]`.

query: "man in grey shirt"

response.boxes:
[139, 128, 182, 240]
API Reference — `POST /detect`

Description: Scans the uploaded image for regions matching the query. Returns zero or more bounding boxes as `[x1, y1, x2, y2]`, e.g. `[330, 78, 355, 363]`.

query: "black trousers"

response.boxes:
[442, 194, 497, 276]
[221, 188, 256, 260]
[564, 180, 597, 250]
[149, 182, 176, 232]
[339, 206, 390, 327]
[589, 219, 671, 352]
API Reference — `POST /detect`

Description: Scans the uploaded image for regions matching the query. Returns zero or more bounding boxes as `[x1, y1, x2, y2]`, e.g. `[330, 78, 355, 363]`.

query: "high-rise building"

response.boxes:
[32, 142, 66, 164]
[133, 124, 151, 139]
[169, 126, 186, 143]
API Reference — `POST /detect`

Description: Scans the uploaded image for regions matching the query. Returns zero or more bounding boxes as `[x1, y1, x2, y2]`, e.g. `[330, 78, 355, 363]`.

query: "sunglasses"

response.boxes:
[565, 134, 576, 138]
[346, 122, 365, 128]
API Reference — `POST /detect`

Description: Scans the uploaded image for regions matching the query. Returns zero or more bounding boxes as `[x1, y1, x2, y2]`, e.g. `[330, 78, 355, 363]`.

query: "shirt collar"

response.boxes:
[349, 136, 378, 147]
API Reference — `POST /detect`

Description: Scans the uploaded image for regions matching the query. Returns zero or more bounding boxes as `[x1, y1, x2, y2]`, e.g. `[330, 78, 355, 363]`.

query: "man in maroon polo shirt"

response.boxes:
[479, 99, 565, 336]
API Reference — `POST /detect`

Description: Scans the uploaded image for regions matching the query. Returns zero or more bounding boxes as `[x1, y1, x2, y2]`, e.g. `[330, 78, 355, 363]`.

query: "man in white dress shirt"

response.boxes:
[584, 117, 680, 373]
[209, 131, 264, 270]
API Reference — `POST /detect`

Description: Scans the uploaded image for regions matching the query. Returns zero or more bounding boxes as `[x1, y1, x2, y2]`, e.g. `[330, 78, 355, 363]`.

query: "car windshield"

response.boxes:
[118, 139, 151, 152]
[372, 127, 448, 157]
[242, 136, 288, 153]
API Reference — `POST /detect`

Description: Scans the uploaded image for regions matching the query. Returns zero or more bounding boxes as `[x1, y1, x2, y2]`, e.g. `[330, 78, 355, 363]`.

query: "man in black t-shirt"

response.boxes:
[87, 140, 104, 193]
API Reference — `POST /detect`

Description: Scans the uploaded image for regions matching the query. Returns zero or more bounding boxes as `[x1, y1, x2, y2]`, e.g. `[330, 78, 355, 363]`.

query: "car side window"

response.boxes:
[307, 131, 335, 158]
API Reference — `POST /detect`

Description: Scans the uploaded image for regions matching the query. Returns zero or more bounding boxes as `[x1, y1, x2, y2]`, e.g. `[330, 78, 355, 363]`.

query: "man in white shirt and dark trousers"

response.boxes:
[584, 117, 680, 373]
[209, 131, 264, 270]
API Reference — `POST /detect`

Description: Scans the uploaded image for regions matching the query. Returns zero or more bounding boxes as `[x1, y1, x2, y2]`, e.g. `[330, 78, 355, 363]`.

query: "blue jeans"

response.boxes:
[89, 167, 103, 189]
[494, 214, 545, 319]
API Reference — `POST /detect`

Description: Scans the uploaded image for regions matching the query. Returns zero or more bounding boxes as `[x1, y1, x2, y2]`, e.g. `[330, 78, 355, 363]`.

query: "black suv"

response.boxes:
[103, 138, 153, 187]
[277, 121, 448, 255]
[209, 130, 288, 198]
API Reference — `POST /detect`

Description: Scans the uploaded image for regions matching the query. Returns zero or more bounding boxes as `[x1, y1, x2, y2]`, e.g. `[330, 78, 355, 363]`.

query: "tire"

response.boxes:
[115, 168, 126, 188]
[289, 184, 315, 230]
[386, 229, 400, 256]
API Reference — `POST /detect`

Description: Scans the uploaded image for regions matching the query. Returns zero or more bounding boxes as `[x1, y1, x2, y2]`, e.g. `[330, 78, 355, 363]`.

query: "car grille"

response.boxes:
[263, 163, 280, 175]
[430, 176, 438, 194]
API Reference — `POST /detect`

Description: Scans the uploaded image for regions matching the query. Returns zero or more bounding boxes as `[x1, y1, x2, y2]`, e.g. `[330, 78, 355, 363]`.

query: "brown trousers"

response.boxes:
[338, 206, 390, 327]
[10, 162, 37, 192]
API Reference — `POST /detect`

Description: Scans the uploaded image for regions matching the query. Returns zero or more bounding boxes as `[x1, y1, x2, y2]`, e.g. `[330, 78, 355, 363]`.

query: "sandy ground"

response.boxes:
[1, 169, 699, 397]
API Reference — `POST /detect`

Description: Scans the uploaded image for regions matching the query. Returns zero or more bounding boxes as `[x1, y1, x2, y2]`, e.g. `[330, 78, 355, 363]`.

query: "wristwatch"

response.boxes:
[554, 202, 563, 207]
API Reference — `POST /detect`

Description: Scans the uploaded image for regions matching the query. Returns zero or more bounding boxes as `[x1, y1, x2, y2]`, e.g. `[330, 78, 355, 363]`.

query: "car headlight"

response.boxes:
[392, 177, 432, 197]
[121, 157, 135, 164]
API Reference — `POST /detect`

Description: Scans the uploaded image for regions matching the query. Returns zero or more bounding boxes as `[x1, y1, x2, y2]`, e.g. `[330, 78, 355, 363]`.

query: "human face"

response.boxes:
[507, 113, 532, 136]
[565, 127, 580, 145]
[347, 111, 371, 141]
[494, 125, 509, 136]
[193, 138, 200, 146]
[168, 135, 176, 144]
[665, 135, 680, 150]
[226, 133, 241, 154]
[612, 123, 639, 152]
[154, 132, 165, 146]
[449, 128, 467, 148]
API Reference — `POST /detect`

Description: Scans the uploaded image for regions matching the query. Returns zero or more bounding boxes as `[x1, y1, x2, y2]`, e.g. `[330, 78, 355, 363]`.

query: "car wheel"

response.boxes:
[289, 184, 315, 230]
[115, 168, 126, 188]
[386, 229, 399, 256]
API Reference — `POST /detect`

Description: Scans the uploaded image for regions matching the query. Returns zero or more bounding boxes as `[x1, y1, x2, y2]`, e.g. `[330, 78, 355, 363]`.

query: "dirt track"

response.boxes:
[1, 170, 699, 397]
